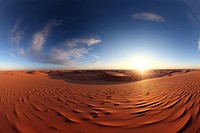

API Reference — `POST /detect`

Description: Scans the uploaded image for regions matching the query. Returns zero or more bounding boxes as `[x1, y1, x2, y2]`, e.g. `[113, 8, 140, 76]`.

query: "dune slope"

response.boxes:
[0, 71, 199, 133]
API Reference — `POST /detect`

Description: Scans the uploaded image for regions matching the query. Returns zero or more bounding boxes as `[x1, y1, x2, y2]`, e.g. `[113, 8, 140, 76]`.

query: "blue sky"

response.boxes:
[0, 0, 200, 70]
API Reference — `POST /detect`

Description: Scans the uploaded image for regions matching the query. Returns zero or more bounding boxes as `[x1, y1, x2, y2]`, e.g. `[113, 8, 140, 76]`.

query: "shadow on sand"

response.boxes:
[29, 69, 191, 85]
[46, 71, 135, 85]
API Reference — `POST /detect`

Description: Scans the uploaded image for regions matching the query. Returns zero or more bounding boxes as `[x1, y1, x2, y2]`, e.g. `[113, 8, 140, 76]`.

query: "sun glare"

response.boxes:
[132, 55, 150, 72]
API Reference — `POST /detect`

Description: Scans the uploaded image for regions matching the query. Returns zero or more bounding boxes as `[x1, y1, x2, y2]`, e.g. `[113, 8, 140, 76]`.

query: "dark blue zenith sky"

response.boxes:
[0, 0, 200, 70]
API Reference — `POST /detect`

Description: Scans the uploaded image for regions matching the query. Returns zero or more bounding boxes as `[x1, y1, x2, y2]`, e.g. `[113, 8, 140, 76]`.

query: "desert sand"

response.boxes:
[0, 70, 199, 133]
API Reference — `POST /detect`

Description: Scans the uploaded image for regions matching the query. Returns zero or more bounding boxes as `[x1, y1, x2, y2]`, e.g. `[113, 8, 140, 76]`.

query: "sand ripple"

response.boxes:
[0, 70, 199, 133]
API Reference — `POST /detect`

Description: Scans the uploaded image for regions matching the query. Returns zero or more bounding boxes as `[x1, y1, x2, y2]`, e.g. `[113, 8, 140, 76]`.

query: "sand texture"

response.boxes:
[0, 70, 199, 133]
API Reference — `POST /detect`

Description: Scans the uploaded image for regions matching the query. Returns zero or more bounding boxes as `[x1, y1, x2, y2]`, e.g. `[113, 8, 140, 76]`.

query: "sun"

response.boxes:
[122, 54, 154, 71]
[132, 55, 150, 72]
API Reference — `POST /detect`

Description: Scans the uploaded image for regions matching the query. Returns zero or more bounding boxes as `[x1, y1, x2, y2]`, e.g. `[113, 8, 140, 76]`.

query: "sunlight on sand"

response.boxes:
[0, 70, 199, 133]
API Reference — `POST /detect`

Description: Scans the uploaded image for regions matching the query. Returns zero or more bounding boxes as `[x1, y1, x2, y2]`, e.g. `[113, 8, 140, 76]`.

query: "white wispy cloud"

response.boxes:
[17, 48, 26, 56]
[26, 19, 101, 66]
[65, 37, 101, 47]
[10, 20, 24, 45]
[48, 47, 89, 65]
[87, 38, 101, 46]
[132, 12, 165, 22]
[198, 38, 200, 50]
[7, 18, 101, 67]
[91, 54, 99, 59]
[3, 49, 16, 58]
[31, 20, 61, 53]
[30, 36, 101, 66]
[47, 36, 101, 65]
[9, 20, 27, 56]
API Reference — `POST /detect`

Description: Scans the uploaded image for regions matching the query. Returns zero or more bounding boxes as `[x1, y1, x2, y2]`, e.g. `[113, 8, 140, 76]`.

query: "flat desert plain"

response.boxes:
[0, 70, 199, 133]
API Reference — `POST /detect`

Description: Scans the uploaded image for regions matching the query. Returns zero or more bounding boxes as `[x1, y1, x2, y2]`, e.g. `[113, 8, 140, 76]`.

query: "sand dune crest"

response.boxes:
[0, 70, 199, 132]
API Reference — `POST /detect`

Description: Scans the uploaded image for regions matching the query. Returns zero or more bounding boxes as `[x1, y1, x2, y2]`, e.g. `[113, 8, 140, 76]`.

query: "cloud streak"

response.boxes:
[132, 12, 165, 22]
[17, 48, 26, 56]
[9, 20, 27, 56]
[48, 36, 101, 65]
[198, 38, 200, 50]
[9, 19, 101, 66]
[48, 47, 89, 65]
[30, 36, 101, 66]
[10, 20, 24, 45]
[31, 20, 61, 53]
[65, 37, 101, 48]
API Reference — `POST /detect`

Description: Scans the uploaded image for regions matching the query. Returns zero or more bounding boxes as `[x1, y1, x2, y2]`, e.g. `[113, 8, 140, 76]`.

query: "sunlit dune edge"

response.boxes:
[0, 70, 199, 133]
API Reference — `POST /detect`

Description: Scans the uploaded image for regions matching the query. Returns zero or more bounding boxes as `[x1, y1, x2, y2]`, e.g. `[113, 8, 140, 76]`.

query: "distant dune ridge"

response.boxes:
[0, 70, 199, 133]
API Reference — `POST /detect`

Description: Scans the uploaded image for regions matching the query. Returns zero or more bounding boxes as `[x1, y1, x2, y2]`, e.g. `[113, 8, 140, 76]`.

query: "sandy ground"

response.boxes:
[0, 70, 199, 133]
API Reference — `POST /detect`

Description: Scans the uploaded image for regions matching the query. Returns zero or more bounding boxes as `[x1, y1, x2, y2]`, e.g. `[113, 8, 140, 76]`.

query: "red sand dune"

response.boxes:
[102, 71, 134, 81]
[0, 70, 199, 133]
[26, 71, 48, 76]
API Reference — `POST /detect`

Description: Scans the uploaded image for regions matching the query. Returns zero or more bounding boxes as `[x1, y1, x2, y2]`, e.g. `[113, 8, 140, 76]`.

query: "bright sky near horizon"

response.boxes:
[1, 0, 200, 70]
